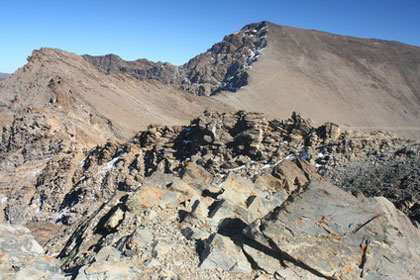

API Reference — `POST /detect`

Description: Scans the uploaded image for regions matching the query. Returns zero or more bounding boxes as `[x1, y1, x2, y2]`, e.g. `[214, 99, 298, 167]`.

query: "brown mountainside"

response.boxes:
[216, 22, 420, 138]
[84, 21, 420, 138]
[0, 48, 230, 145]
[0, 48, 231, 222]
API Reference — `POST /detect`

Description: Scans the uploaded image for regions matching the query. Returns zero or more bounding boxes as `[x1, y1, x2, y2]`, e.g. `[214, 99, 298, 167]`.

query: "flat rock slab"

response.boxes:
[245, 179, 420, 279]
[200, 233, 252, 274]
[0, 223, 68, 279]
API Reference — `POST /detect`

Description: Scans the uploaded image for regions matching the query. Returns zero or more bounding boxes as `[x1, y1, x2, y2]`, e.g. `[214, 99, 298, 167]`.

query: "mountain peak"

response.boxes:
[84, 21, 269, 96]
[177, 20, 269, 95]
[78, 22, 420, 138]
[3, 22, 420, 139]
[28, 48, 82, 64]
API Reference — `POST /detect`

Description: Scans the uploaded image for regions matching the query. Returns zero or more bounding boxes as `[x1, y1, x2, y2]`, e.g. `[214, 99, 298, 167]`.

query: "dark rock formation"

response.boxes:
[48, 159, 420, 279]
[83, 22, 268, 96]
[82, 54, 177, 84]
[176, 22, 268, 95]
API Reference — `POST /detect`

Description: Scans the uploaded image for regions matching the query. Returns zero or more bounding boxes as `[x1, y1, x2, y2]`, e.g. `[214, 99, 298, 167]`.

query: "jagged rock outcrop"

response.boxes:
[176, 22, 268, 95]
[1, 110, 418, 279]
[84, 22, 268, 96]
[36, 158, 420, 279]
[244, 179, 420, 279]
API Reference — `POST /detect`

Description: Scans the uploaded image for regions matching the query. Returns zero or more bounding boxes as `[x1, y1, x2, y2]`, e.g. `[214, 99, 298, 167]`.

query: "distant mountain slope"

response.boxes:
[84, 22, 268, 96]
[84, 21, 420, 138]
[0, 48, 230, 145]
[82, 54, 178, 85]
[0, 72, 10, 82]
[215, 22, 420, 138]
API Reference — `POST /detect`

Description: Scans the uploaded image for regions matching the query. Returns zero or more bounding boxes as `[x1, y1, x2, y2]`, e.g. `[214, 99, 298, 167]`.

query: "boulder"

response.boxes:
[272, 159, 309, 192]
[318, 122, 341, 140]
[199, 233, 252, 274]
[0, 223, 68, 279]
[75, 246, 141, 280]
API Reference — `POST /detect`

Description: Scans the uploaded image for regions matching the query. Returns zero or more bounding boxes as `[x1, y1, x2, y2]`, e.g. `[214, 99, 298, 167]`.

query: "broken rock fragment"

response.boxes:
[199, 233, 252, 274]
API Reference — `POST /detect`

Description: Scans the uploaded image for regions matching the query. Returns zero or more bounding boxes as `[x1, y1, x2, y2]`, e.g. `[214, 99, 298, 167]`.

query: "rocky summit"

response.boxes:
[1, 110, 419, 279]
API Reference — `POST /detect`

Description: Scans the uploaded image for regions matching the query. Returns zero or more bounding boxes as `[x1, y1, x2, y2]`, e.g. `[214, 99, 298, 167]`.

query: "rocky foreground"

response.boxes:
[0, 111, 419, 279]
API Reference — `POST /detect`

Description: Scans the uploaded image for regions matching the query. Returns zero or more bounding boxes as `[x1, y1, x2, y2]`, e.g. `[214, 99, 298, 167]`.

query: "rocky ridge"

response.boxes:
[0, 46, 233, 232]
[1, 110, 419, 279]
[1, 20, 420, 279]
[84, 22, 268, 96]
[82, 54, 178, 85]
[0, 48, 227, 142]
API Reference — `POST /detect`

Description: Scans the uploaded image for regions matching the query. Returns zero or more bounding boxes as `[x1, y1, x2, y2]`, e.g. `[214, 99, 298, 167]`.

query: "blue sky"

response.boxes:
[1, 0, 419, 73]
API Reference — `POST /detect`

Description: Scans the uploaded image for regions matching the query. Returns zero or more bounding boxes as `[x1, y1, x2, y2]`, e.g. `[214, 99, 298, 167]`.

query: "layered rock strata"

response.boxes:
[1, 110, 418, 279]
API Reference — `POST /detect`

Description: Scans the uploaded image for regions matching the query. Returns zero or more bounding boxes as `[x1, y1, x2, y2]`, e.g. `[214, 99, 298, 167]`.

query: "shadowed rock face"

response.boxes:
[176, 22, 268, 95]
[83, 22, 269, 96]
[82, 54, 178, 85]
